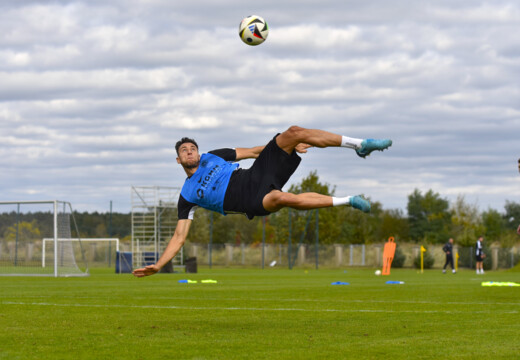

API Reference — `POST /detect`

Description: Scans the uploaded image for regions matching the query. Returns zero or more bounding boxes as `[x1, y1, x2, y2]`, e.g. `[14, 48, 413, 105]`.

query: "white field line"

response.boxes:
[1, 301, 518, 315]
[3, 295, 519, 307]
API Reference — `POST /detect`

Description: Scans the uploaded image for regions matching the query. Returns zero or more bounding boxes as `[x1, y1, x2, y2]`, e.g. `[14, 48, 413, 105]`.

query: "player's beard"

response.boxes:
[182, 158, 200, 170]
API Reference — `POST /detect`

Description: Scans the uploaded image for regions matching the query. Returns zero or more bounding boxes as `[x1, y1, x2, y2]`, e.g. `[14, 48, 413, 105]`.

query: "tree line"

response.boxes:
[2, 171, 520, 247]
[0, 211, 132, 242]
[189, 171, 520, 247]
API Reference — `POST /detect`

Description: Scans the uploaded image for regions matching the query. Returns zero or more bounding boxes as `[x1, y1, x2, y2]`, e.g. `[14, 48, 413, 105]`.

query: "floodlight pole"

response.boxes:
[315, 209, 319, 270]
[14, 203, 20, 266]
[108, 200, 112, 267]
[53, 200, 58, 277]
[288, 209, 292, 270]
[209, 211, 213, 269]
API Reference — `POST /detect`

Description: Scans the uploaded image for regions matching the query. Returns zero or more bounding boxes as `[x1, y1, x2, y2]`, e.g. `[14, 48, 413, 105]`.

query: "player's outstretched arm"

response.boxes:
[132, 219, 192, 278]
[235, 146, 265, 160]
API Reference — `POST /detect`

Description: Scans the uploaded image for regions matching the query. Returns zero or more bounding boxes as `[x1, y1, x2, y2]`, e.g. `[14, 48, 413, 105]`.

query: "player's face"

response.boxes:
[177, 142, 200, 169]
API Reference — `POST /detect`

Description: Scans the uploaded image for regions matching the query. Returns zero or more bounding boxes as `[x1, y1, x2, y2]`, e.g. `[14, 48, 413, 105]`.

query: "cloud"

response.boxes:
[1, 0, 519, 213]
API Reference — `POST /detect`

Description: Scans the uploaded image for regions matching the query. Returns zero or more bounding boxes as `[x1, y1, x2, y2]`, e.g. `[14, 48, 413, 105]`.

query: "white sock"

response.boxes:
[341, 136, 363, 149]
[332, 196, 352, 206]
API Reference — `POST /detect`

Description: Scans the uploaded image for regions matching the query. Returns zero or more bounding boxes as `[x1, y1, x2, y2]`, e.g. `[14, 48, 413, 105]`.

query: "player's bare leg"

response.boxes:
[275, 125, 392, 158]
[275, 126, 342, 154]
[263, 190, 370, 213]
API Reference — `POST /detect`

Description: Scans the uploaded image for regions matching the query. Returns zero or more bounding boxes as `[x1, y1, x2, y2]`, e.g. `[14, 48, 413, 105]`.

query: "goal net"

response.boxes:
[42, 238, 119, 268]
[0, 200, 89, 277]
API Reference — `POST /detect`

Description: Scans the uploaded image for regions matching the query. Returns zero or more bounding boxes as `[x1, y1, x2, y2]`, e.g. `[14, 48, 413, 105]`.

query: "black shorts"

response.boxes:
[223, 135, 301, 219]
[476, 254, 483, 262]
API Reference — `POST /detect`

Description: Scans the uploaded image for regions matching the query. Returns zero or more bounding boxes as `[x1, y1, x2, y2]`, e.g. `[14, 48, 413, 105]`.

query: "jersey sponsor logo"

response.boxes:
[180, 152, 238, 215]
[195, 164, 222, 199]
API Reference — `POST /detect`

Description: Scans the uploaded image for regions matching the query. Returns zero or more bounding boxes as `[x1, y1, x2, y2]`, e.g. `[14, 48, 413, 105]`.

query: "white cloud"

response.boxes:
[1, 0, 519, 213]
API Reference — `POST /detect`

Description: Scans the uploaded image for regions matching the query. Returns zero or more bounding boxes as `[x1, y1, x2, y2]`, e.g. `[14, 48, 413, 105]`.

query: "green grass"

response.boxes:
[1, 268, 519, 360]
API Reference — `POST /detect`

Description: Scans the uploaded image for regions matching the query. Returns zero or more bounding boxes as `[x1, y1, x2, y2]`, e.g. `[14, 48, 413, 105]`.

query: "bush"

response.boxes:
[391, 244, 406, 268]
[413, 248, 434, 269]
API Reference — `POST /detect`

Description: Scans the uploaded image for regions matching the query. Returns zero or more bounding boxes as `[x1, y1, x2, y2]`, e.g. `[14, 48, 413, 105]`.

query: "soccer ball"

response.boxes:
[375, 270, 382, 276]
[238, 15, 269, 46]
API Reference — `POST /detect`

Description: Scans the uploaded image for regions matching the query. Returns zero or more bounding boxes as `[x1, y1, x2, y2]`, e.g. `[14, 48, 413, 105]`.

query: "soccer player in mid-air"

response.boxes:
[133, 126, 392, 277]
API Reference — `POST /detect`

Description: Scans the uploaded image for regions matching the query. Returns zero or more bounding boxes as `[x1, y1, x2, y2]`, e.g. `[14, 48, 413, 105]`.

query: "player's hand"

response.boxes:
[132, 265, 160, 277]
[295, 143, 312, 153]
[517, 224, 520, 235]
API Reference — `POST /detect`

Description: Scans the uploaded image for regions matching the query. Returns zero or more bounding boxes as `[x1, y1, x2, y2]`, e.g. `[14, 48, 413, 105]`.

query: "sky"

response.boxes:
[1, 0, 519, 214]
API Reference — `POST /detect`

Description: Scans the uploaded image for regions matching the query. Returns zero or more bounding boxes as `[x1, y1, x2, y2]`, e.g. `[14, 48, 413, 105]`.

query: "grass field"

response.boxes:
[1, 268, 519, 360]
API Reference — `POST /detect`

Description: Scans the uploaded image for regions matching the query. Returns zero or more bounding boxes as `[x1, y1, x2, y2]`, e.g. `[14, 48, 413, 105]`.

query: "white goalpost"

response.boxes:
[0, 200, 89, 277]
[42, 238, 119, 268]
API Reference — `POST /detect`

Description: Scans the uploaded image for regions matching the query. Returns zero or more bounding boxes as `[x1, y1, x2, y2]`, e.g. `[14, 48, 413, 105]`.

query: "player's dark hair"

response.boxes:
[175, 137, 198, 155]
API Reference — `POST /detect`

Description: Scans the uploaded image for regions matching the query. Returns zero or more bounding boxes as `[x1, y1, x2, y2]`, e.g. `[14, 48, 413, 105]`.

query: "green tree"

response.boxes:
[4, 220, 41, 242]
[503, 201, 520, 231]
[188, 209, 212, 244]
[486, 204, 519, 248]
[252, 216, 276, 244]
[285, 171, 341, 245]
[481, 208, 505, 241]
[339, 200, 382, 244]
[270, 171, 401, 245]
[212, 213, 257, 245]
[407, 189, 451, 243]
[188, 209, 260, 245]
[375, 208, 409, 243]
[451, 195, 484, 246]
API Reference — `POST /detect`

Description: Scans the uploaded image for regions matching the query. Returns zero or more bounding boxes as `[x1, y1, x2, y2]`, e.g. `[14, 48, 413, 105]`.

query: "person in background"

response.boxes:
[475, 236, 485, 275]
[442, 238, 456, 274]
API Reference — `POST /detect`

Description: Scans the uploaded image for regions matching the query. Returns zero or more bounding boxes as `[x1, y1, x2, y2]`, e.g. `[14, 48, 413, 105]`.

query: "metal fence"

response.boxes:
[183, 242, 520, 270]
[3, 240, 517, 271]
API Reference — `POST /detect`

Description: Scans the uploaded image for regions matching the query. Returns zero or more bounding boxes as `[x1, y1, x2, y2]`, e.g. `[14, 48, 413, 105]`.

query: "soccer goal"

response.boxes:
[42, 238, 119, 268]
[0, 200, 89, 277]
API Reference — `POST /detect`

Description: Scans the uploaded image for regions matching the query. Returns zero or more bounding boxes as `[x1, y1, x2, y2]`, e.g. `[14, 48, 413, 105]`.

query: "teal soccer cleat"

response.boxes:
[356, 139, 392, 158]
[350, 196, 371, 213]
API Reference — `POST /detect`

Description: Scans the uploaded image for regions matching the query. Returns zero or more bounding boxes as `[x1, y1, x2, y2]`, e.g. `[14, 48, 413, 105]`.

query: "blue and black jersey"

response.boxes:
[178, 148, 237, 220]
[177, 135, 302, 220]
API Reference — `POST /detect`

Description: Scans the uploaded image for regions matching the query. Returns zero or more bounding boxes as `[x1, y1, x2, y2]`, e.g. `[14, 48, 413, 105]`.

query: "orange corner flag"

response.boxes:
[382, 237, 397, 275]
